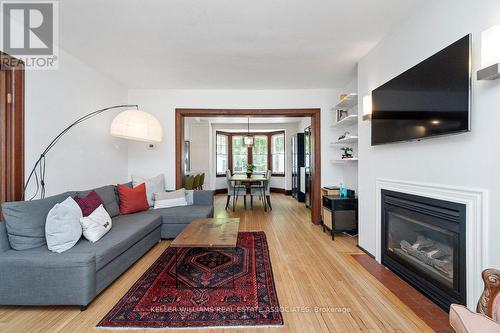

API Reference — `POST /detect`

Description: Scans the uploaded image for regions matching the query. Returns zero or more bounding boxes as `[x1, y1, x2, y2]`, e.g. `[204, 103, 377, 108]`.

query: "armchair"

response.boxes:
[450, 269, 500, 333]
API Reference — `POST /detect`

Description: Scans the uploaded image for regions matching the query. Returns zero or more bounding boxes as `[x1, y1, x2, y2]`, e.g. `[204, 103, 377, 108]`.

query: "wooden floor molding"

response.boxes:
[0, 194, 437, 332]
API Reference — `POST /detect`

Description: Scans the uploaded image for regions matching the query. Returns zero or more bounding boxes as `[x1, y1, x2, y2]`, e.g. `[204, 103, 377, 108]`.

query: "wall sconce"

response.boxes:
[478, 25, 500, 80]
[362, 94, 372, 120]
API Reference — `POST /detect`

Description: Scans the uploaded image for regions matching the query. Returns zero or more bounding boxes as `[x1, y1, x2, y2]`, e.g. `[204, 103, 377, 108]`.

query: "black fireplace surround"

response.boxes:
[381, 190, 466, 311]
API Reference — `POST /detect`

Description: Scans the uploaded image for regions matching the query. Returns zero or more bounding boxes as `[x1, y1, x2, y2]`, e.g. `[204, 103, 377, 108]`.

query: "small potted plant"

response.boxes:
[246, 164, 255, 178]
[340, 147, 354, 159]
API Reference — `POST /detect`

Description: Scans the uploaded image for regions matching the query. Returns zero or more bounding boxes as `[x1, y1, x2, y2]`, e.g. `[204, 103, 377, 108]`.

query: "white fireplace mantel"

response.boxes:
[375, 178, 489, 309]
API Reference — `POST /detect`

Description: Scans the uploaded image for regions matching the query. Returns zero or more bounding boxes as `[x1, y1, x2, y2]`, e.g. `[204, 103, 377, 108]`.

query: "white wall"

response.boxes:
[25, 49, 129, 197]
[209, 122, 301, 191]
[126, 89, 344, 190]
[357, 0, 500, 270]
[187, 121, 211, 182]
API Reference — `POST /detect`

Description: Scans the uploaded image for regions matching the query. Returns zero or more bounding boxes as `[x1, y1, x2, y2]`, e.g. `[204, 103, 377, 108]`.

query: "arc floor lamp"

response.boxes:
[23, 105, 163, 200]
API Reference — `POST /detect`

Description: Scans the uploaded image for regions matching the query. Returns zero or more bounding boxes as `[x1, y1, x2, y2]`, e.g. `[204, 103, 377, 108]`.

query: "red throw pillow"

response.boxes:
[117, 183, 149, 215]
[74, 190, 104, 217]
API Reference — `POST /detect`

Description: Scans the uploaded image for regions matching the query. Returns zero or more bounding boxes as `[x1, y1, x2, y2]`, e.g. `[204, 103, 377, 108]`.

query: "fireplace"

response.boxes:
[381, 189, 466, 311]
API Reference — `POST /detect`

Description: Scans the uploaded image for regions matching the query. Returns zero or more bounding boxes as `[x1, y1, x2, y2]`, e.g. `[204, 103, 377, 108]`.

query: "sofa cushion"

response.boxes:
[1, 191, 76, 250]
[0, 240, 95, 269]
[0, 222, 11, 252]
[132, 174, 165, 207]
[45, 197, 83, 253]
[80, 205, 112, 243]
[74, 190, 104, 217]
[92, 212, 161, 270]
[149, 205, 213, 224]
[153, 189, 187, 209]
[77, 185, 120, 218]
[117, 183, 150, 215]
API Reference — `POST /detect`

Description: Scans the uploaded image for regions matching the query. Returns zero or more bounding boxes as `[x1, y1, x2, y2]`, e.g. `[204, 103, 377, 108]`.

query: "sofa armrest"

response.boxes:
[450, 304, 500, 333]
[193, 190, 214, 206]
[0, 222, 11, 253]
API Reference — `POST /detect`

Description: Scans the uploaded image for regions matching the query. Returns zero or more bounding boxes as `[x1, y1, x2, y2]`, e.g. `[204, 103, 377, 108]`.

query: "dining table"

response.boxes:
[228, 174, 269, 211]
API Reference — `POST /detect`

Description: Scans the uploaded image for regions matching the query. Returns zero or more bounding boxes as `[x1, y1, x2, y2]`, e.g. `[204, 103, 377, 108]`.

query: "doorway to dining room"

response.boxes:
[175, 109, 320, 225]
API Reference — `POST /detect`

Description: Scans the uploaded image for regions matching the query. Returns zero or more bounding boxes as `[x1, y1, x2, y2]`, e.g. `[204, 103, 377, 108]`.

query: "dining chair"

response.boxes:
[192, 174, 201, 190]
[184, 175, 195, 190]
[225, 170, 247, 211]
[250, 170, 272, 211]
[199, 173, 205, 190]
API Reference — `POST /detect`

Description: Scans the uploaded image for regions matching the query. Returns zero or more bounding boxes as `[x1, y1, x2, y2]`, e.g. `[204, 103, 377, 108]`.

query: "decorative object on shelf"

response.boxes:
[338, 131, 350, 140]
[246, 164, 255, 178]
[340, 147, 353, 159]
[363, 94, 372, 120]
[332, 93, 358, 110]
[478, 25, 500, 80]
[243, 117, 254, 147]
[336, 109, 348, 122]
[24, 105, 163, 200]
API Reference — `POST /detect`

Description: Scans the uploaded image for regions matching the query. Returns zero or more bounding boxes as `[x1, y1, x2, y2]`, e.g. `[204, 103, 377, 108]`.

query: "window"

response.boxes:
[271, 133, 285, 174]
[216, 133, 228, 175]
[232, 136, 248, 173]
[252, 135, 268, 173]
[216, 131, 285, 176]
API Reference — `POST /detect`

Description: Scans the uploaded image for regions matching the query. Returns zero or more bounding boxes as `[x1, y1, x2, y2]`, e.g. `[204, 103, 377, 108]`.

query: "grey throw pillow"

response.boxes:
[1, 191, 76, 250]
[45, 197, 83, 253]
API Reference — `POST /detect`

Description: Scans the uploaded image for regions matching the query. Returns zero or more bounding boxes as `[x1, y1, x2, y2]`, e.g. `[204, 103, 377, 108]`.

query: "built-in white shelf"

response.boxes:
[331, 158, 358, 164]
[332, 93, 358, 110]
[331, 136, 358, 145]
[330, 115, 358, 130]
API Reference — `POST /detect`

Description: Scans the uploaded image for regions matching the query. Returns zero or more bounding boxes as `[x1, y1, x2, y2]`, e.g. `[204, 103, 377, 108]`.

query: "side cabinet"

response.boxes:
[322, 196, 358, 240]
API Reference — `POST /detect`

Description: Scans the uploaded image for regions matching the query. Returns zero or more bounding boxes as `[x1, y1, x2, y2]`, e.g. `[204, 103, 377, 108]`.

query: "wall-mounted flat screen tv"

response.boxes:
[371, 34, 471, 145]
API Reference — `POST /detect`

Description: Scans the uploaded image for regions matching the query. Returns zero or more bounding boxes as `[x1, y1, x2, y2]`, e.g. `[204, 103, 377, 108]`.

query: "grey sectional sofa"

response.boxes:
[0, 185, 214, 309]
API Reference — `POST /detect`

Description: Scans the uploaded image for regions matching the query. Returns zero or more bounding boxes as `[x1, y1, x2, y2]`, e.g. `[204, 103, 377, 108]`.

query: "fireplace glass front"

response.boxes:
[386, 211, 455, 289]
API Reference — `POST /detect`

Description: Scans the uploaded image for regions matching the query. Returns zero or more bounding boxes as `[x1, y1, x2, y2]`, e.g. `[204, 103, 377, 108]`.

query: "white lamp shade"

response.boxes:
[110, 110, 163, 143]
[481, 25, 500, 68]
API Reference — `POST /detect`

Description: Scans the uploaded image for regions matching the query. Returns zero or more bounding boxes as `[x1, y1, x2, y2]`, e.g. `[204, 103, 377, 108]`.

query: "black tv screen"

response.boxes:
[371, 35, 471, 145]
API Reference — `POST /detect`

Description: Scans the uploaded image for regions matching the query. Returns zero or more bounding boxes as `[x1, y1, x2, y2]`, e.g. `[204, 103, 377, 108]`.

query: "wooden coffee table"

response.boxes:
[170, 218, 240, 289]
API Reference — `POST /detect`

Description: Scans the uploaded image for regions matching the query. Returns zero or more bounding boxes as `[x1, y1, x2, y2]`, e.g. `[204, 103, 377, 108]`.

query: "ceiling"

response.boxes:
[59, 0, 425, 89]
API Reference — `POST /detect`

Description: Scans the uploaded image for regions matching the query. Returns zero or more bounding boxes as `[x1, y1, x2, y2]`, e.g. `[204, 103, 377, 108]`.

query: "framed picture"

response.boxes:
[336, 110, 348, 122]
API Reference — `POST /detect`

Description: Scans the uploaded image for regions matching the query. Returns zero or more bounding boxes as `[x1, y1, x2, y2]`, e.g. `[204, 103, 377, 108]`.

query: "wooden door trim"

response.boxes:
[175, 108, 321, 225]
[0, 52, 25, 206]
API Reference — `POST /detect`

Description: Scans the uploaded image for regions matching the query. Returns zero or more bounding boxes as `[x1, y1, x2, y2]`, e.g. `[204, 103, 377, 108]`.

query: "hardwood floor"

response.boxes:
[0, 194, 435, 333]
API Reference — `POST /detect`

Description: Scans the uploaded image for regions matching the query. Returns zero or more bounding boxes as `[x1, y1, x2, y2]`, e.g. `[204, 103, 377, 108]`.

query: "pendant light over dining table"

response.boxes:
[243, 117, 254, 147]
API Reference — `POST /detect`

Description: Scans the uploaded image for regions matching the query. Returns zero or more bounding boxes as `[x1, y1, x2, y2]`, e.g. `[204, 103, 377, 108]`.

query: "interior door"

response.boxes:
[0, 52, 24, 215]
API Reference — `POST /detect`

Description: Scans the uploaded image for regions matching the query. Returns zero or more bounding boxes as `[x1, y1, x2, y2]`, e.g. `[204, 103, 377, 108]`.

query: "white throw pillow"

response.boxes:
[154, 189, 188, 209]
[132, 174, 165, 207]
[45, 197, 83, 253]
[80, 205, 112, 243]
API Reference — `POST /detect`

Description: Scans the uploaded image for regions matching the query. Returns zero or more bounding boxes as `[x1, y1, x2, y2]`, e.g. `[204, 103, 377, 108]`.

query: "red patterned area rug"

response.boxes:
[97, 231, 283, 329]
